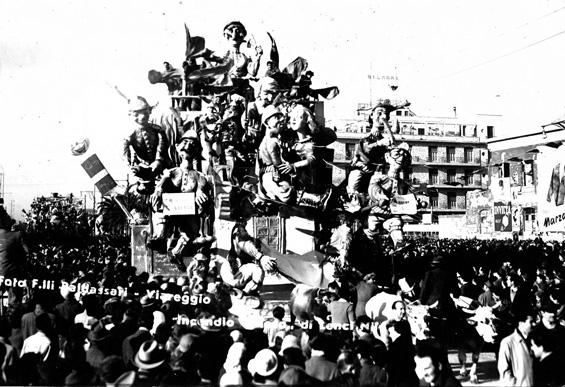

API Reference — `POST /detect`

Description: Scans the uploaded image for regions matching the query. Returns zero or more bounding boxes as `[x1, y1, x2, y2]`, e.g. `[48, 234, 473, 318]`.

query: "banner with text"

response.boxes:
[537, 145, 565, 232]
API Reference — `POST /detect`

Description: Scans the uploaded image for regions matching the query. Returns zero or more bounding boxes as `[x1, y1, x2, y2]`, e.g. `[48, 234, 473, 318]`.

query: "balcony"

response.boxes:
[409, 178, 483, 189]
[413, 156, 482, 166]
[396, 133, 482, 144]
[421, 207, 466, 213]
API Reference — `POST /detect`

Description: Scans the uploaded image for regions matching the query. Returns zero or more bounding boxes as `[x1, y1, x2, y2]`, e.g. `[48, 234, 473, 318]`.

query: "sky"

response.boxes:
[2, 0, 565, 218]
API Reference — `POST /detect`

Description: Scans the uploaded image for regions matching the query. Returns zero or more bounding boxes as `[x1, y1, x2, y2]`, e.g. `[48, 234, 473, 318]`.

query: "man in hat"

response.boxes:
[134, 340, 170, 384]
[86, 323, 112, 371]
[151, 130, 214, 271]
[248, 348, 280, 385]
[123, 96, 169, 194]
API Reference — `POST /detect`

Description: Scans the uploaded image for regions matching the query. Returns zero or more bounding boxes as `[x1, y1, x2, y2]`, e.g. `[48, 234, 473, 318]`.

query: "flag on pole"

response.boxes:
[71, 138, 120, 196]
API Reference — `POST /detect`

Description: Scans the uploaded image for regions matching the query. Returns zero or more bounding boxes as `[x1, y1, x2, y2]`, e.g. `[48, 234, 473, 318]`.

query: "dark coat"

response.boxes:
[348, 230, 390, 284]
[419, 267, 459, 315]
[386, 335, 419, 387]
[109, 317, 138, 356]
[355, 281, 379, 318]
[359, 359, 387, 387]
[305, 355, 340, 382]
[0, 230, 28, 278]
[508, 286, 532, 318]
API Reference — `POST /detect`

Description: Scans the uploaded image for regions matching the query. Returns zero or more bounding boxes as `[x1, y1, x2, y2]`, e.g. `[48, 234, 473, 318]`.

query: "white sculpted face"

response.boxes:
[289, 106, 307, 132]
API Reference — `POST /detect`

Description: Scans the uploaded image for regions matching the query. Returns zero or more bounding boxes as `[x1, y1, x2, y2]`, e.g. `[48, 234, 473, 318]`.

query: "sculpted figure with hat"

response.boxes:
[123, 96, 169, 195]
[257, 105, 295, 204]
[149, 129, 215, 271]
[204, 21, 263, 99]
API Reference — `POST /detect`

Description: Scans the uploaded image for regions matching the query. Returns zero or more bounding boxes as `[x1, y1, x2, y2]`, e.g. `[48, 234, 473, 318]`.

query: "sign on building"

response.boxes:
[493, 201, 512, 232]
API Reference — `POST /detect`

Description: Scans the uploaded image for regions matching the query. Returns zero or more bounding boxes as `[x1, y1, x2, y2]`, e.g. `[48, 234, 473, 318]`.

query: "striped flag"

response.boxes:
[71, 138, 119, 196]
[80, 154, 117, 195]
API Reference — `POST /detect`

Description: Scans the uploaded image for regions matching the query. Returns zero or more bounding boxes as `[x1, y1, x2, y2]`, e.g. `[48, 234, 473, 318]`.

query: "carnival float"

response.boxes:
[72, 21, 423, 328]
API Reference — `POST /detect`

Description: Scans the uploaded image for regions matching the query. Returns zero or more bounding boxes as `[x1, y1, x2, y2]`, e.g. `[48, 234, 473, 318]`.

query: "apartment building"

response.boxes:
[329, 104, 494, 233]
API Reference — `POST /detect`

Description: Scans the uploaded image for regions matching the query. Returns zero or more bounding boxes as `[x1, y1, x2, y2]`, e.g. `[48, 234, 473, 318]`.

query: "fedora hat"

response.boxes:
[128, 96, 152, 112]
[279, 335, 300, 356]
[262, 105, 284, 125]
[248, 349, 278, 378]
[134, 340, 167, 370]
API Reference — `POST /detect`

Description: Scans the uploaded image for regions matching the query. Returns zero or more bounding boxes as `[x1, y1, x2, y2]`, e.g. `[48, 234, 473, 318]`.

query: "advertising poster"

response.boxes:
[512, 205, 523, 233]
[510, 162, 524, 187]
[537, 145, 565, 232]
[494, 201, 512, 232]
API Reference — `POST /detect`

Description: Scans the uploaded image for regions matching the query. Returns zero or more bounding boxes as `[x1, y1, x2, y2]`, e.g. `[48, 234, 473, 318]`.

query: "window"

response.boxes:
[464, 148, 473, 163]
[447, 169, 456, 183]
[487, 126, 494, 138]
[396, 110, 403, 116]
[429, 147, 438, 162]
[447, 147, 456, 162]
[253, 216, 280, 252]
[429, 169, 438, 185]
[429, 192, 438, 208]
[418, 128, 426, 135]
[447, 193, 457, 209]
[524, 208, 536, 221]
[465, 171, 474, 185]
[345, 143, 356, 159]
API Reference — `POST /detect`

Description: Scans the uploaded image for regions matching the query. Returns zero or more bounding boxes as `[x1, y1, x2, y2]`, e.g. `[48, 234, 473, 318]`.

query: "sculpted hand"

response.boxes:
[150, 189, 162, 208]
[195, 191, 208, 207]
[255, 45, 263, 57]
[278, 163, 294, 175]
[149, 160, 162, 173]
[259, 255, 277, 272]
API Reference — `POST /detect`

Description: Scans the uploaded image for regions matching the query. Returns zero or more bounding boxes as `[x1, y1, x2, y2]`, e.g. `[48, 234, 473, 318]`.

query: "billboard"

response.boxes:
[537, 145, 565, 232]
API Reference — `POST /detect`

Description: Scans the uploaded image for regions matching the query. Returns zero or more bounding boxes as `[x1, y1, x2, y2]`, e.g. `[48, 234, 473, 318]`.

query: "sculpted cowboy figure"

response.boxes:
[150, 130, 213, 271]
[123, 96, 168, 194]
[257, 105, 294, 204]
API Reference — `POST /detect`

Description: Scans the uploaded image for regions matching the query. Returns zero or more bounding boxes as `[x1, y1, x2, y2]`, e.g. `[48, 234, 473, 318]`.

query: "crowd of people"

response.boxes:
[22, 195, 92, 240]
[1, 193, 565, 385]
